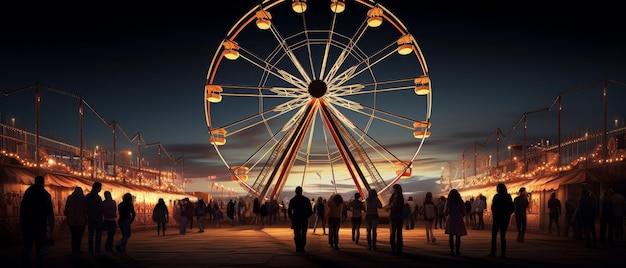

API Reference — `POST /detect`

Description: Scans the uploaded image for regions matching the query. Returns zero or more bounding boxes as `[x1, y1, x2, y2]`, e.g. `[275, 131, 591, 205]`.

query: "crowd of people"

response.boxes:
[18, 175, 626, 266]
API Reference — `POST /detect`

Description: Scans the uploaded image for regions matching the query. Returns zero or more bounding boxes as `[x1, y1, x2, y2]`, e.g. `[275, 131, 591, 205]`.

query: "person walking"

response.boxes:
[473, 194, 486, 230]
[564, 193, 579, 238]
[102, 191, 117, 253]
[288, 186, 313, 253]
[574, 187, 597, 248]
[196, 199, 207, 232]
[547, 191, 562, 235]
[434, 196, 444, 229]
[405, 196, 417, 230]
[423, 192, 437, 244]
[327, 193, 344, 251]
[349, 192, 365, 244]
[85, 181, 104, 254]
[612, 189, 625, 242]
[152, 198, 169, 236]
[64, 186, 87, 255]
[387, 184, 405, 254]
[252, 197, 260, 225]
[115, 193, 136, 253]
[513, 187, 529, 242]
[179, 198, 193, 234]
[365, 189, 382, 250]
[488, 183, 514, 258]
[20, 175, 55, 267]
[312, 197, 326, 234]
[227, 199, 236, 226]
[598, 188, 614, 246]
[444, 189, 467, 256]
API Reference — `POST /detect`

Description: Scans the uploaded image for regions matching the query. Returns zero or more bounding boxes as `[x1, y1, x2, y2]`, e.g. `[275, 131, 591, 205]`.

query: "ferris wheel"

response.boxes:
[204, 0, 432, 202]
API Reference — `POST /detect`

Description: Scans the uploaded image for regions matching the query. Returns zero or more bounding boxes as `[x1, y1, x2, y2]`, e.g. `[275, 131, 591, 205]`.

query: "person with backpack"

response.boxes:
[423, 192, 437, 244]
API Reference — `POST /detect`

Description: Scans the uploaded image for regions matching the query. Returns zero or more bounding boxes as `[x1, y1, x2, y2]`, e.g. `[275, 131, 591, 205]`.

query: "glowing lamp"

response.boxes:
[222, 40, 240, 60]
[397, 34, 414, 55]
[205, 85, 223, 103]
[292, 0, 307, 13]
[413, 121, 431, 128]
[397, 44, 414, 55]
[367, 7, 383, 27]
[330, 0, 345, 13]
[414, 85, 430, 95]
[231, 166, 249, 181]
[395, 162, 412, 178]
[413, 131, 431, 139]
[367, 17, 383, 27]
[256, 10, 272, 30]
[209, 128, 227, 145]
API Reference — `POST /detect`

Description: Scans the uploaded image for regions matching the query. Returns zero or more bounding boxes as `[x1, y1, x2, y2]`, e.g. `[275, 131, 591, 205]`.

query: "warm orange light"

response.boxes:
[414, 85, 430, 95]
[413, 131, 431, 139]
[367, 7, 383, 27]
[222, 40, 240, 60]
[397, 34, 414, 55]
[255, 10, 272, 30]
[292, 0, 307, 13]
[205, 85, 223, 103]
[330, 0, 345, 13]
[209, 128, 227, 145]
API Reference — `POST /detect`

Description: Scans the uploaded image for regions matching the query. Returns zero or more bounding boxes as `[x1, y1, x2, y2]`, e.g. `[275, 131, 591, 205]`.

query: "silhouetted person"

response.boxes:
[365, 189, 382, 250]
[574, 187, 597, 248]
[312, 196, 326, 234]
[349, 192, 365, 244]
[196, 199, 207, 232]
[387, 184, 405, 254]
[598, 188, 614, 246]
[152, 198, 169, 236]
[20, 175, 54, 267]
[423, 192, 437, 244]
[513, 187, 529, 242]
[327, 193, 344, 251]
[64, 186, 87, 254]
[102, 190, 117, 252]
[444, 189, 467, 256]
[547, 191, 561, 235]
[115, 193, 136, 253]
[85, 181, 104, 254]
[288, 186, 313, 253]
[488, 183, 514, 258]
[564, 193, 579, 238]
[612, 189, 625, 242]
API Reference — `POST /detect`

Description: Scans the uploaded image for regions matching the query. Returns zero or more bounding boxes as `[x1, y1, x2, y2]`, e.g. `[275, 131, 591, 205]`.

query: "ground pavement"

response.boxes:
[3, 219, 624, 267]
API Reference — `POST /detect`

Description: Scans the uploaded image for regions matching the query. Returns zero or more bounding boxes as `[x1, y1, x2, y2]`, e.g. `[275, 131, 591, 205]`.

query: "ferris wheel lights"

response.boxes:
[413, 121, 431, 128]
[231, 166, 249, 181]
[330, 0, 345, 13]
[209, 128, 227, 146]
[397, 34, 414, 55]
[414, 85, 430, 95]
[292, 0, 307, 13]
[367, 7, 383, 27]
[222, 40, 240, 60]
[397, 44, 414, 55]
[367, 17, 383, 27]
[414, 76, 430, 95]
[395, 162, 412, 178]
[413, 131, 431, 139]
[255, 10, 272, 30]
[205, 85, 223, 103]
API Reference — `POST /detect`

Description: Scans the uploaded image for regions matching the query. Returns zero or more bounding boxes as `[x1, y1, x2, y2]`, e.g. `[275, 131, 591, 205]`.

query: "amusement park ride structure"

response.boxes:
[204, 0, 432, 203]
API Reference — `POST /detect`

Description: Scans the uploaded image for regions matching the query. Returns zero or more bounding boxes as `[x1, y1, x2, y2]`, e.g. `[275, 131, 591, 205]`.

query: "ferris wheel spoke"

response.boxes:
[326, 95, 417, 130]
[218, 97, 308, 137]
[267, 25, 312, 83]
[236, 47, 309, 90]
[324, 20, 370, 82]
[327, 42, 397, 87]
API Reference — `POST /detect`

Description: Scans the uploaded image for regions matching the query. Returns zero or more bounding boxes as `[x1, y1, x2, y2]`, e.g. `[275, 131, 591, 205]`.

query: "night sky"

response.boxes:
[2, 1, 625, 200]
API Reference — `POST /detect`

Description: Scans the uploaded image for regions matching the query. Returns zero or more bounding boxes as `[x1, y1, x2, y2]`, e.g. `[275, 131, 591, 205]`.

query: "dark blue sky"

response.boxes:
[2, 1, 625, 198]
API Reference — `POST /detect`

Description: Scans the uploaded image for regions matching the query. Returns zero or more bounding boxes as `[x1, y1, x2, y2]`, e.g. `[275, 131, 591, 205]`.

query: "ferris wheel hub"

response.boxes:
[308, 80, 327, 98]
